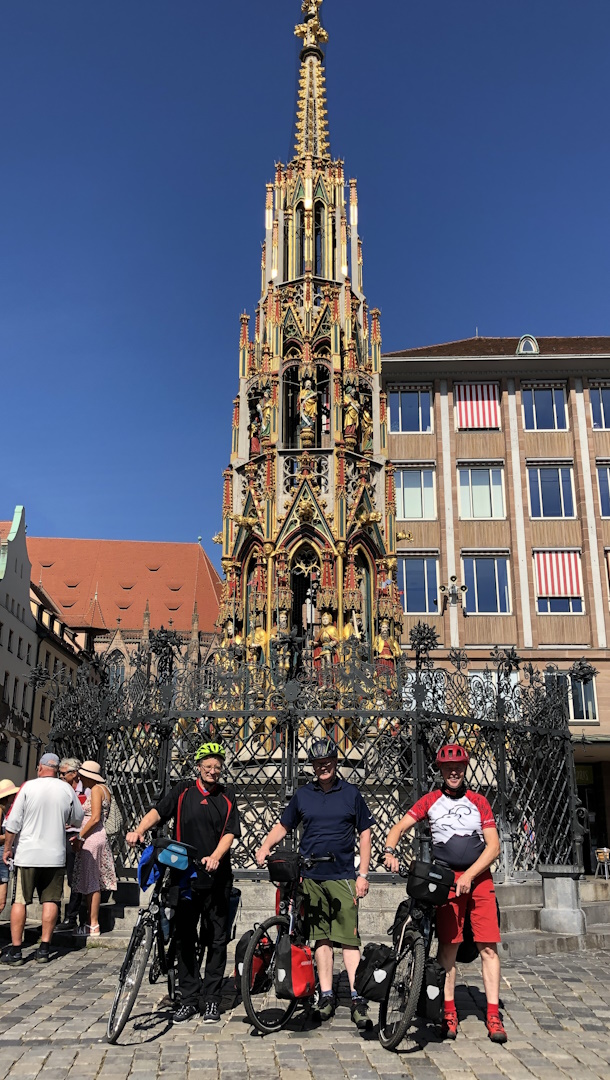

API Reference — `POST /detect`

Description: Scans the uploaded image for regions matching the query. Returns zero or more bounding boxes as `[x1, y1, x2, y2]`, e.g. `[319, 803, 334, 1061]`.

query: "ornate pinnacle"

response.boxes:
[295, 1, 328, 53]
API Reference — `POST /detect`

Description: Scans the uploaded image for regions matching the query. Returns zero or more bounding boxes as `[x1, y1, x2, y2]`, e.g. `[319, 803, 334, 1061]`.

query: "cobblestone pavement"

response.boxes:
[0, 946, 609, 1079]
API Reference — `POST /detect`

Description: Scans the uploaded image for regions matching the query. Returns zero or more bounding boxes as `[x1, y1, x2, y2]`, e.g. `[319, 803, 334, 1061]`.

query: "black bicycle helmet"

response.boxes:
[308, 736, 338, 763]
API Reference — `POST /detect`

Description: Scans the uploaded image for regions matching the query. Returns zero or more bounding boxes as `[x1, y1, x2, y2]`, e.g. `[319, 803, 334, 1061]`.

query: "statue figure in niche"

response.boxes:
[299, 379, 317, 429]
[249, 412, 261, 456]
[374, 618, 401, 671]
[217, 621, 243, 668]
[314, 610, 339, 669]
[258, 388, 272, 441]
[343, 387, 360, 443]
[360, 404, 374, 453]
[247, 615, 268, 667]
[270, 610, 294, 677]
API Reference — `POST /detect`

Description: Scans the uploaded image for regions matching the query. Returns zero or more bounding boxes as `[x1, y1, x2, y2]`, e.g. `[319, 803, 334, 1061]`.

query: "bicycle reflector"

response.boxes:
[435, 743, 470, 766]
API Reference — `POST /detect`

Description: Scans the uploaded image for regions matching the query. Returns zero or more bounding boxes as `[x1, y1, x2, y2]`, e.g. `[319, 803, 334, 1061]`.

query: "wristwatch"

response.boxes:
[357, 871, 369, 879]
[384, 846, 396, 854]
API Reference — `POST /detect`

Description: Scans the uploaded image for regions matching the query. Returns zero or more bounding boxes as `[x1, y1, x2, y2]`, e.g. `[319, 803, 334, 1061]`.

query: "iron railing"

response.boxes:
[44, 624, 590, 879]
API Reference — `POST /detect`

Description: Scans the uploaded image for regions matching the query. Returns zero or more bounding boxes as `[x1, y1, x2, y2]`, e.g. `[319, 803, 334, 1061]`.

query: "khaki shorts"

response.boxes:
[302, 877, 361, 947]
[14, 866, 64, 906]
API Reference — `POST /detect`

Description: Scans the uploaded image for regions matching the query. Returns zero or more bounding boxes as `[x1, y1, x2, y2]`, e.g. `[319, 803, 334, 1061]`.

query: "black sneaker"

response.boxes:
[313, 995, 335, 1021]
[202, 1001, 220, 1024]
[1, 948, 24, 966]
[172, 1003, 198, 1024]
[55, 919, 78, 934]
[350, 996, 373, 1032]
[34, 945, 51, 964]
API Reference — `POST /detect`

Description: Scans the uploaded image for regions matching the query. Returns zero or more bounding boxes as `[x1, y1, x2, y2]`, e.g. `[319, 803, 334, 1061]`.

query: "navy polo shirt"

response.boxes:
[280, 778, 375, 881]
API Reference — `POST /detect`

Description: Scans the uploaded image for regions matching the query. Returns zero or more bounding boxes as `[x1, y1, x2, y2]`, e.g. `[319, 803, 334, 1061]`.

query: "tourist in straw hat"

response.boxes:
[0, 780, 20, 919]
[71, 761, 116, 937]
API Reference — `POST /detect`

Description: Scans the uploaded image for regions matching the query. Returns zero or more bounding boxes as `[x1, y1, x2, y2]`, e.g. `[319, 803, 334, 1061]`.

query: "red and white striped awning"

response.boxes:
[534, 551, 582, 597]
[455, 383, 500, 429]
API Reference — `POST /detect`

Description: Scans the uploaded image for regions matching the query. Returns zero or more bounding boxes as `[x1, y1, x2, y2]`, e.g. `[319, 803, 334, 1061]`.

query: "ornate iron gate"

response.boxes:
[44, 624, 590, 879]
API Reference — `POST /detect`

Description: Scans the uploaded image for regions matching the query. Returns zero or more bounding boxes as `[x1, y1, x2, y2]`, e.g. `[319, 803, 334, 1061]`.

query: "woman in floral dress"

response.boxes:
[72, 760, 117, 936]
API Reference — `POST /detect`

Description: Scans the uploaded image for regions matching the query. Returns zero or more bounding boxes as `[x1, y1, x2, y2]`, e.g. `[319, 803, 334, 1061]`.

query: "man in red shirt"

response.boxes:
[384, 744, 507, 1044]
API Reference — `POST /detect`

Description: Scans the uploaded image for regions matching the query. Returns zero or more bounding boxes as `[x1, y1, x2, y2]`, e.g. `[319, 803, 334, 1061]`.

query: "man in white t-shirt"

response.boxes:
[2, 752, 84, 965]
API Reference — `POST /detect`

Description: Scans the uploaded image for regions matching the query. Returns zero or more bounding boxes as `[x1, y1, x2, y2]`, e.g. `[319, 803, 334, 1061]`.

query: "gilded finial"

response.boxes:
[295, 1, 328, 52]
[293, 0, 330, 160]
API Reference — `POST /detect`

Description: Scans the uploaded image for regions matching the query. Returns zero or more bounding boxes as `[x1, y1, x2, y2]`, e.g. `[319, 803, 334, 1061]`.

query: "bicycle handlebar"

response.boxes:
[300, 853, 336, 869]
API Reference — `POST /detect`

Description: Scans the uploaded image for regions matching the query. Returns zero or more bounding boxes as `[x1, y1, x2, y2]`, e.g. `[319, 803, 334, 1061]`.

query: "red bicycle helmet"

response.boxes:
[436, 743, 470, 766]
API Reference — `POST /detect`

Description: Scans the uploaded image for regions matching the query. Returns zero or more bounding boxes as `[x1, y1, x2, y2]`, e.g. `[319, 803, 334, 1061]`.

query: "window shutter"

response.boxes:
[455, 384, 500, 429]
[534, 551, 582, 597]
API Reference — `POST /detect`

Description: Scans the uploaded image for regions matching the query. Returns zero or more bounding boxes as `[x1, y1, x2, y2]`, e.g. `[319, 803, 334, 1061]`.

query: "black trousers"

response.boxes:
[175, 879, 231, 1007]
[64, 847, 82, 921]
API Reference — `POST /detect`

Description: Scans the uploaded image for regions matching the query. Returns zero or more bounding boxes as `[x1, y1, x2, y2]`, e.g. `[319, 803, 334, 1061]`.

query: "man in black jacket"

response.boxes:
[127, 742, 240, 1025]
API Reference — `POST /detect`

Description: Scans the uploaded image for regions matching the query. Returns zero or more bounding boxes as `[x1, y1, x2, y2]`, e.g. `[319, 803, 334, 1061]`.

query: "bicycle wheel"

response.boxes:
[106, 921, 154, 1043]
[377, 928, 425, 1051]
[241, 916, 299, 1035]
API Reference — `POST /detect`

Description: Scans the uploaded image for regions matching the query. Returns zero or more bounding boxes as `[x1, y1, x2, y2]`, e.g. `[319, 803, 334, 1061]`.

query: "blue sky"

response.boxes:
[2, 1, 609, 570]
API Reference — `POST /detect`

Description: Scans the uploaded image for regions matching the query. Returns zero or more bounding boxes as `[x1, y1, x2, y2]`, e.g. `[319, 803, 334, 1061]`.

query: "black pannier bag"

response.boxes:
[407, 861, 454, 906]
[274, 934, 316, 999]
[354, 943, 397, 1003]
[267, 848, 301, 884]
[416, 958, 446, 1023]
[388, 898, 413, 950]
[234, 928, 273, 992]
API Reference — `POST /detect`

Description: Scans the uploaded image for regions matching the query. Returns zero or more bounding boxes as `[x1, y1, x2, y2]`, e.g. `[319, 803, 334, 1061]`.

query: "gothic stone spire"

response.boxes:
[294, 0, 330, 161]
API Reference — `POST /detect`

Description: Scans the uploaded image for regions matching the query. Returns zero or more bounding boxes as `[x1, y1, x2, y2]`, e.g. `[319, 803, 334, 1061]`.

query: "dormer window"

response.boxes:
[517, 335, 539, 354]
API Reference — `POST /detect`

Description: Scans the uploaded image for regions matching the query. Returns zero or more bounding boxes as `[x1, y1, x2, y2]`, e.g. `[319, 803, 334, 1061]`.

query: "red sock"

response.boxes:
[444, 1000, 456, 1015]
[487, 1002, 499, 1017]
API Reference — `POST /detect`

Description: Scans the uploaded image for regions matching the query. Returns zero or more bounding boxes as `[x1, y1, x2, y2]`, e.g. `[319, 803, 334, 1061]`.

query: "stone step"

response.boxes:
[499, 904, 540, 932]
[495, 880, 543, 908]
[583, 901, 610, 927]
[584, 924, 610, 949]
[499, 930, 582, 958]
[579, 878, 610, 902]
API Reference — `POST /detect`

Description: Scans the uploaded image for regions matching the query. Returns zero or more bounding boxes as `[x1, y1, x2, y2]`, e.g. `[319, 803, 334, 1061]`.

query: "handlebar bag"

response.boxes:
[354, 942, 397, 1002]
[407, 861, 454, 906]
[155, 840, 192, 872]
[267, 848, 301, 883]
[274, 935, 316, 999]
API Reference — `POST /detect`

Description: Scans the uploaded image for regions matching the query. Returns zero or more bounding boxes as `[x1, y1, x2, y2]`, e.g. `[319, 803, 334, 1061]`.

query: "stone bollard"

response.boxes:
[537, 865, 585, 935]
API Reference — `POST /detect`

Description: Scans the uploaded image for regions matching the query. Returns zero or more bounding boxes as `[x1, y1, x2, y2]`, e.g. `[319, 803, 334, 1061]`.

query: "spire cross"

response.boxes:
[295, 0, 328, 52]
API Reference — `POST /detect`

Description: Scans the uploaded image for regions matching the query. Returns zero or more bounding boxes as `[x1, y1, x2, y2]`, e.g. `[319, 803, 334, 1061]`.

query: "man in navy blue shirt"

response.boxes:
[256, 737, 375, 1030]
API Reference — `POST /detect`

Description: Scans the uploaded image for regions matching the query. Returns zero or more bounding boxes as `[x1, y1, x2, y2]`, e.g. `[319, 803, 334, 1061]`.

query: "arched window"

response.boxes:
[107, 650, 126, 689]
[290, 544, 321, 640]
[316, 362, 331, 445]
[283, 364, 301, 448]
[283, 216, 290, 280]
[295, 202, 305, 277]
[314, 201, 325, 277]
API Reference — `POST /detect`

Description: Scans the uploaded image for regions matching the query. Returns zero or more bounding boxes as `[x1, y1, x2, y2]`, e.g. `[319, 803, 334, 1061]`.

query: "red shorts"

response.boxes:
[435, 869, 501, 945]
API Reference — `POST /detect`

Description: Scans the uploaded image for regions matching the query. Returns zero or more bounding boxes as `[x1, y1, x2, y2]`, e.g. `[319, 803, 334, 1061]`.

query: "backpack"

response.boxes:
[274, 935, 316, 1000]
[354, 943, 397, 1002]
[104, 789, 123, 842]
[416, 958, 446, 1023]
[234, 929, 273, 992]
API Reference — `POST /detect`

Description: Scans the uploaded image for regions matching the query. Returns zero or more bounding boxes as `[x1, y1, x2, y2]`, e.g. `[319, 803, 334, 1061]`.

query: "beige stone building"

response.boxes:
[382, 334, 610, 868]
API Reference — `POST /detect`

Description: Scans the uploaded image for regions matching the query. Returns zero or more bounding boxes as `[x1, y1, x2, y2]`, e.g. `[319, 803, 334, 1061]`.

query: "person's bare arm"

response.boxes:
[203, 832, 235, 871]
[3, 831, 16, 864]
[126, 808, 162, 847]
[355, 828, 371, 898]
[79, 785, 102, 840]
[255, 822, 288, 866]
[383, 812, 418, 873]
[454, 827, 500, 895]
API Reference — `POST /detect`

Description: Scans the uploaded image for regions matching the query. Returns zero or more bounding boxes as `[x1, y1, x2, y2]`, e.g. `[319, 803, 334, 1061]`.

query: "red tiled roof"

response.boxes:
[383, 336, 610, 358]
[0, 521, 13, 541]
[27, 537, 222, 634]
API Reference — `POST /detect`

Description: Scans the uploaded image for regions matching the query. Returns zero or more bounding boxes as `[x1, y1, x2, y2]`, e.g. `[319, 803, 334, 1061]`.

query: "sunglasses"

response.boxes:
[59, 770, 76, 777]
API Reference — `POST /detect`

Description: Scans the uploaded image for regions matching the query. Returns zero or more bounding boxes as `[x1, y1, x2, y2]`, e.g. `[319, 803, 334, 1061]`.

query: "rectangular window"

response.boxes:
[528, 466, 574, 518]
[13, 741, 22, 767]
[17, 637, 23, 659]
[0, 740, 8, 764]
[522, 386, 567, 430]
[545, 672, 597, 722]
[21, 683, 28, 711]
[2, 674, 8, 703]
[395, 468, 435, 519]
[591, 386, 610, 430]
[12, 679, 19, 708]
[26, 643, 31, 665]
[463, 557, 510, 614]
[459, 467, 504, 519]
[598, 466, 610, 516]
[455, 384, 500, 429]
[397, 557, 438, 614]
[7, 630, 13, 653]
[0, 622, 3, 645]
[389, 388, 432, 433]
[534, 551, 583, 613]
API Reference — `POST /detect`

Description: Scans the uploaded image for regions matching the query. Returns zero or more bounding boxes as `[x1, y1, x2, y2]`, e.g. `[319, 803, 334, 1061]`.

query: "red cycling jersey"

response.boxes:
[408, 789, 496, 871]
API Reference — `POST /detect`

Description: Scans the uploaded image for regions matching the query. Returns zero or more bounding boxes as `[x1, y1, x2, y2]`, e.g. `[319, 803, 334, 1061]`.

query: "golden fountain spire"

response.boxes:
[293, 0, 330, 160]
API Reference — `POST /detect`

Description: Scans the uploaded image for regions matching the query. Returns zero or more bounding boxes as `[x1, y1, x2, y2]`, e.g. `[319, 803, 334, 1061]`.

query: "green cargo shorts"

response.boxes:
[301, 877, 361, 947]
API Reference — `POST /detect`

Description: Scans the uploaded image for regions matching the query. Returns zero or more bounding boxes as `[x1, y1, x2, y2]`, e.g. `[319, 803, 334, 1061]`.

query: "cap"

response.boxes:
[39, 752, 60, 768]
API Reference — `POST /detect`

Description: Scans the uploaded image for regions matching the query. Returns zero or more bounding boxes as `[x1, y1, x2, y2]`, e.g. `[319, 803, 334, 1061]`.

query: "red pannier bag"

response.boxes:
[234, 929, 273, 992]
[274, 935, 316, 1000]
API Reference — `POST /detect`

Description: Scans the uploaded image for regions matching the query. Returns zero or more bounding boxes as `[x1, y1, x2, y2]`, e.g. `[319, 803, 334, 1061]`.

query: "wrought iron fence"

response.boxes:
[44, 624, 590, 879]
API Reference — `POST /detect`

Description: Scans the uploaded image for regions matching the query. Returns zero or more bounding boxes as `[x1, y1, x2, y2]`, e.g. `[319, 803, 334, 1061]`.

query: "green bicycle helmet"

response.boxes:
[194, 741, 226, 763]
